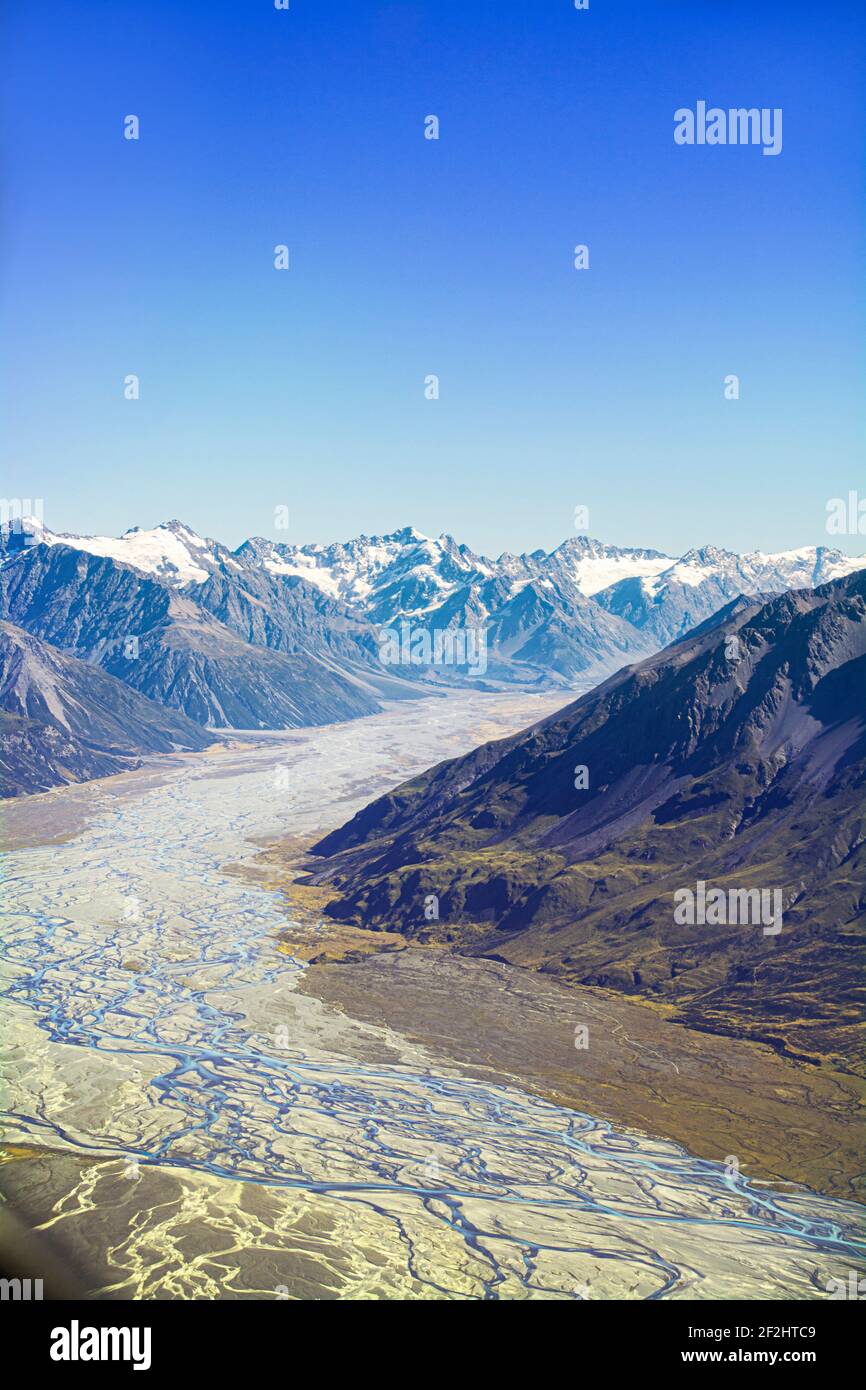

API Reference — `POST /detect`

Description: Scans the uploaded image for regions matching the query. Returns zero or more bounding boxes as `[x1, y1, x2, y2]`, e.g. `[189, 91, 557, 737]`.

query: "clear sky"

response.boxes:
[2, 0, 864, 558]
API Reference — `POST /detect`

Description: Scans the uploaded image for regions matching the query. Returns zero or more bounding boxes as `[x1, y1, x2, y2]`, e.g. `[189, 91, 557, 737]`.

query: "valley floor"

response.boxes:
[1, 692, 863, 1299]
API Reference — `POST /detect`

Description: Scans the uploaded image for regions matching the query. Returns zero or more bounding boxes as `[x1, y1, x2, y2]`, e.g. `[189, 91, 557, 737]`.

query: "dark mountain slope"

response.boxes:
[0, 621, 214, 795]
[307, 571, 866, 1073]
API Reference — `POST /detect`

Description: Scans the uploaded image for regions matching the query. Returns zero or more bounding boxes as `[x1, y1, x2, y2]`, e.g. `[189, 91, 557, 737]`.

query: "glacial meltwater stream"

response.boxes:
[1, 695, 863, 1299]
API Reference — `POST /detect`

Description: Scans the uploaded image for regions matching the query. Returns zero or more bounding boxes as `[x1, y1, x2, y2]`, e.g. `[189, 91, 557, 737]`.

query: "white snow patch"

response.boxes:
[662, 561, 716, 588]
[569, 555, 673, 596]
[54, 526, 211, 584]
[263, 554, 344, 598]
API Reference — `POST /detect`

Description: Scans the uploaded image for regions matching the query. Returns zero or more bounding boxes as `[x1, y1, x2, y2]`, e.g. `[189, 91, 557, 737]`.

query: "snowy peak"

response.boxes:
[240, 530, 684, 618]
[0, 519, 233, 586]
[738, 545, 866, 590]
[652, 543, 866, 598]
[57, 520, 227, 584]
[239, 527, 491, 611]
[547, 538, 675, 597]
[589, 542, 866, 646]
[229, 528, 866, 681]
[6, 518, 866, 601]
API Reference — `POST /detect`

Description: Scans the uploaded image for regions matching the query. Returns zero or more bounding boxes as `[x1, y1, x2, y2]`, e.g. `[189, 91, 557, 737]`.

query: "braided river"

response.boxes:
[1, 694, 863, 1299]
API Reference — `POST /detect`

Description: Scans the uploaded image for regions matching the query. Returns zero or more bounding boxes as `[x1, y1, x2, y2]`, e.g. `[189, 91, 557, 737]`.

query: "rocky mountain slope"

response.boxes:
[306, 570, 866, 1073]
[0, 542, 387, 729]
[0, 621, 215, 795]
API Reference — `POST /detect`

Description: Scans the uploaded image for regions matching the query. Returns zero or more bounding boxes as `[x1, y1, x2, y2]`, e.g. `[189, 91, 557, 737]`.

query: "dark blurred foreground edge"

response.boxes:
[3, 1297, 861, 1376]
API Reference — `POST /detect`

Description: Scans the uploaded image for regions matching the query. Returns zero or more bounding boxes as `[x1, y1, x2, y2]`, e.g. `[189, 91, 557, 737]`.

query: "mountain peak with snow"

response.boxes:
[0, 518, 225, 586]
[5, 517, 865, 655]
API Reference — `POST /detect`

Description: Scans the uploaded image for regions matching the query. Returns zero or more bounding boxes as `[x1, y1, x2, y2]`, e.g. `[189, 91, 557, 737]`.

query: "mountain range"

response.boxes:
[1, 516, 864, 795]
[306, 569, 866, 1074]
[249, 527, 864, 655]
[3, 519, 864, 685]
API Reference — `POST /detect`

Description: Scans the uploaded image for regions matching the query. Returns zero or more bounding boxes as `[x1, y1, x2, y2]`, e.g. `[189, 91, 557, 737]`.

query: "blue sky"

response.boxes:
[2, 0, 864, 558]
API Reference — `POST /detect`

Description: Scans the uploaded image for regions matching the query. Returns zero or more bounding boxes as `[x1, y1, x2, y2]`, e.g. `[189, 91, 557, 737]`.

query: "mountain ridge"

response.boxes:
[0, 620, 215, 795]
[3, 516, 864, 729]
[304, 569, 866, 1074]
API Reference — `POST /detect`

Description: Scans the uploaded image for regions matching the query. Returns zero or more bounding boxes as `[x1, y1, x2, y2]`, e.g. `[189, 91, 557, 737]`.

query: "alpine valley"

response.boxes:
[2, 516, 865, 1300]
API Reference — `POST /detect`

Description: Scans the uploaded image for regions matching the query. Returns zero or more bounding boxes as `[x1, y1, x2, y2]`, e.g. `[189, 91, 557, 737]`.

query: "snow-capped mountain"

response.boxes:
[592, 543, 866, 645]
[0, 529, 396, 733]
[9, 518, 861, 625]
[241, 527, 866, 654]
[235, 527, 494, 618]
[241, 529, 672, 613]
[2, 518, 864, 743]
[7, 517, 234, 586]
[234, 530, 676, 684]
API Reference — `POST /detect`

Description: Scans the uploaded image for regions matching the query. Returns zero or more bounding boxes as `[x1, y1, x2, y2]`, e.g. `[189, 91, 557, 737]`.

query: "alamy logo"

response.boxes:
[826, 1271, 866, 1300]
[673, 881, 782, 936]
[0, 1277, 43, 1300]
[674, 102, 782, 156]
[378, 622, 488, 676]
[0, 497, 44, 543]
[826, 491, 866, 536]
[50, 1320, 152, 1372]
